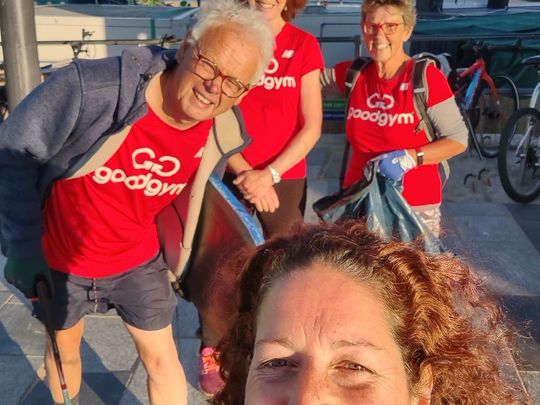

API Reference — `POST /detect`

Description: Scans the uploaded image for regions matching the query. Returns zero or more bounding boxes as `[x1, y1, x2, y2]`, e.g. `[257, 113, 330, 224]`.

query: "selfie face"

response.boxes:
[245, 263, 420, 405]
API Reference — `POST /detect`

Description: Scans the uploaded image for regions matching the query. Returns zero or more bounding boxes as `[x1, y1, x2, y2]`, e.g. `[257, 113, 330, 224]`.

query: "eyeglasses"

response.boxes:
[363, 22, 403, 36]
[192, 47, 250, 98]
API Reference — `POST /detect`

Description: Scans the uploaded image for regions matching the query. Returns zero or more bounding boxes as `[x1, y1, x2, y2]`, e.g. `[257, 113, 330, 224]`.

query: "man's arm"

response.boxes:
[0, 63, 83, 261]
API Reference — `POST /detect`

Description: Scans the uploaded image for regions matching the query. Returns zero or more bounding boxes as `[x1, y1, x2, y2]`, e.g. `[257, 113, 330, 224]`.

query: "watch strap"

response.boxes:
[415, 148, 424, 166]
[268, 165, 281, 184]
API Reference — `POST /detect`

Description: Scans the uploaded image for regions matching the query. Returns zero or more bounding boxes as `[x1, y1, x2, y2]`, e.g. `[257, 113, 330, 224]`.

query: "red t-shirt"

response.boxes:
[334, 59, 453, 206]
[42, 106, 212, 277]
[239, 23, 324, 179]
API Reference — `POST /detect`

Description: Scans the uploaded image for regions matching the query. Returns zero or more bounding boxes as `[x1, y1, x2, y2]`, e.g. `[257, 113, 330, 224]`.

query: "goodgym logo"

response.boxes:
[92, 148, 186, 197]
[256, 57, 296, 90]
[366, 93, 395, 109]
[348, 92, 414, 127]
[131, 148, 180, 177]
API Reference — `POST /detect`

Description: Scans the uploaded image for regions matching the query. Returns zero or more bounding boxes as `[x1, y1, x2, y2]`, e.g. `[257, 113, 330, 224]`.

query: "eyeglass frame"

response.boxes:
[191, 45, 251, 99]
[362, 21, 404, 36]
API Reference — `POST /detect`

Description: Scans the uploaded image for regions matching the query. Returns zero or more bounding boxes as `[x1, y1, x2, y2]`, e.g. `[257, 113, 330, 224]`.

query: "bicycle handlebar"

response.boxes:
[460, 39, 524, 54]
[460, 39, 540, 54]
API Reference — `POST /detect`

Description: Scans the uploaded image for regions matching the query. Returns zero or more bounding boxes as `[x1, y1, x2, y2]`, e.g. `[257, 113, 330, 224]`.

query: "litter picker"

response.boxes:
[36, 280, 73, 405]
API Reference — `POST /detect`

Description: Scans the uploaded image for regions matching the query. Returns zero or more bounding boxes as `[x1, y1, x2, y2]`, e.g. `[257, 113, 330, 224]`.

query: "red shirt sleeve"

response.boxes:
[301, 34, 324, 76]
[334, 60, 353, 94]
[425, 64, 454, 107]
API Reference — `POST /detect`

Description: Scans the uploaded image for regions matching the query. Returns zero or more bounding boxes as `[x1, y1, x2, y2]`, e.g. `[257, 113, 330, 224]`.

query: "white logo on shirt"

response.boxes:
[366, 93, 395, 110]
[92, 148, 187, 197]
[348, 92, 414, 127]
[256, 56, 297, 90]
[194, 147, 204, 158]
[265, 58, 279, 74]
[132, 147, 180, 177]
[281, 50, 295, 58]
[347, 106, 414, 126]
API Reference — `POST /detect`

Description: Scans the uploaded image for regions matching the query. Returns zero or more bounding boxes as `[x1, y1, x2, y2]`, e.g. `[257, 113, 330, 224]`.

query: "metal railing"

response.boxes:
[316, 31, 540, 53]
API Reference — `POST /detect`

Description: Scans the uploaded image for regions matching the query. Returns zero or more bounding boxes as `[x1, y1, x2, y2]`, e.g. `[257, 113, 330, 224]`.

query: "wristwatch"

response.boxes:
[268, 165, 281, 184]
[415, 148, 424, 166]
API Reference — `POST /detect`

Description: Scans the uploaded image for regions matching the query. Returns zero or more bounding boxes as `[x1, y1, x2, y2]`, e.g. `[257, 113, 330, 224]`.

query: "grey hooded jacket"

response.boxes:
[0, 45, 249, 277]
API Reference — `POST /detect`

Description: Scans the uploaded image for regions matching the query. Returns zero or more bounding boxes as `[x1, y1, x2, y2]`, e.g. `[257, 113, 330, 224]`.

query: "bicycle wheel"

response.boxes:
[473, 74, 519, 158]
[498, 108, 540, 203]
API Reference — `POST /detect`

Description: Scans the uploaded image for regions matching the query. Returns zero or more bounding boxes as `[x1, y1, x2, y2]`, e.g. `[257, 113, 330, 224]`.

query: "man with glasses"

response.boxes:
[0, 0, 273, 404]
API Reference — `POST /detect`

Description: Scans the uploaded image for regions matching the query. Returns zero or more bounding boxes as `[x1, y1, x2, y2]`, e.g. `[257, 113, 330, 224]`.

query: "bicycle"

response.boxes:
[452, 42, 520, 158]
[497, 55, 540, 203]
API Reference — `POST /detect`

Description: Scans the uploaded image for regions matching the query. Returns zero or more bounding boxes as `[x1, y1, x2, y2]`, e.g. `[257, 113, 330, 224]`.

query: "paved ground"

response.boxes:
[1, 133, 539, 404]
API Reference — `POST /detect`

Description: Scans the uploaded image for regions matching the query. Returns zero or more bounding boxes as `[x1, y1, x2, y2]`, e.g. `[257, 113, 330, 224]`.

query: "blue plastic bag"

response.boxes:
[313, 162, 442, 253]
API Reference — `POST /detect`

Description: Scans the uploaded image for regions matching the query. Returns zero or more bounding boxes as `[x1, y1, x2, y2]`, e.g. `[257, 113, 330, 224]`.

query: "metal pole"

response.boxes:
[0, 0, 41, 110]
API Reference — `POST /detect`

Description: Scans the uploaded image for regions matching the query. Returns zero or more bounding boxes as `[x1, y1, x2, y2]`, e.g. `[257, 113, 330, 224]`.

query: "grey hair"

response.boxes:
[189, 0, 274, 84]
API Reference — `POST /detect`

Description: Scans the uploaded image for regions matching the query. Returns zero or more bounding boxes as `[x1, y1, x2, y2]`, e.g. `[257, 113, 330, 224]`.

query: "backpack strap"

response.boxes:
[412, 57, 437, 141]
[412, 56, 451, 186]
[340, 57, 370, 186]
[345, 57, 371, 99]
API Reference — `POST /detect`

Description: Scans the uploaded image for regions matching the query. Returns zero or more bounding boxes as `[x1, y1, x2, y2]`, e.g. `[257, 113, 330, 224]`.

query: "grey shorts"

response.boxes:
[41, 253, 177, 331]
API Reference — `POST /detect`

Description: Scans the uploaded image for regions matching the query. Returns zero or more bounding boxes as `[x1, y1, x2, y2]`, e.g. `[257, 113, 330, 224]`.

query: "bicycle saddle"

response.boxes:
[522, 55, 540, 68]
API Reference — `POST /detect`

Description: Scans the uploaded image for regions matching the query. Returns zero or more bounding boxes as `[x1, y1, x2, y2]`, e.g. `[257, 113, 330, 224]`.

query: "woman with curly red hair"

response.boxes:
[212, 221, 530, 405]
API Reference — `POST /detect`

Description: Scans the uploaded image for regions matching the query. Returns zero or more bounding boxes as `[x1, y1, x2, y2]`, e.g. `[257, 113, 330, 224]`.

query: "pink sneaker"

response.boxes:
[198, 346, 224, 397]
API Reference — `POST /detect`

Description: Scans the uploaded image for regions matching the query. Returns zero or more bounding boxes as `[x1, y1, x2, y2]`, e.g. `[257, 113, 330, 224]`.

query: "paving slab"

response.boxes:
[0, 301, 46, 356]
[0, 291, 11, 309]
[0, 356, 43, 405]
[174, 299, 200, 339]
[0, 255, 10, 292]
[80, 315, 138, 372]
[450, 211, 528, 243]
[506, 204, 540, 252]
[120, 361, 149, 405]
[515, 335, 540, 373]
[447, 241, 540, 296]
[443, 200, 512, 217]
[22, 370, 135, 405]
[520, 371, 540, 404]
[502, 296, 540, 341]
[178, 337, 208, 404]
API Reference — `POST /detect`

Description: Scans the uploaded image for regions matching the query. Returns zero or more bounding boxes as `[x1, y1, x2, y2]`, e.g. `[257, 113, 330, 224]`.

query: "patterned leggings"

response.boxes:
[415, 206, 442, 238]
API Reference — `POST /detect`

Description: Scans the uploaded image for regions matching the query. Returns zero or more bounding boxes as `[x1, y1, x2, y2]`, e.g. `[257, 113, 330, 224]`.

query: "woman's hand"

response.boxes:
[250, 187, 280, 213]
[233, 168, 276, 205]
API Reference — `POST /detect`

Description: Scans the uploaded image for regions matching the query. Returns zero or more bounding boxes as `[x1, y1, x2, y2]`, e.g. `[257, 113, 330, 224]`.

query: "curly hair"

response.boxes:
[212, 221, 530, 405]
[362, 0, 417, 27]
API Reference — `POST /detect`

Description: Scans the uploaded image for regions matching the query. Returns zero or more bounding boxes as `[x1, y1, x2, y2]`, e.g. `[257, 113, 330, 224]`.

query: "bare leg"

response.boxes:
[45, 318, 85, 402]
[125, 323, 187, 405]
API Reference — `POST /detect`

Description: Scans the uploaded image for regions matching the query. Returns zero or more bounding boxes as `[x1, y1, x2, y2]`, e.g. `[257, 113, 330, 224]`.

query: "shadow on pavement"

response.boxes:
[20, 338, 143, 405]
